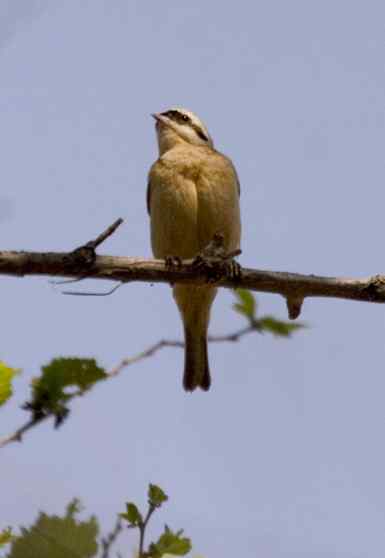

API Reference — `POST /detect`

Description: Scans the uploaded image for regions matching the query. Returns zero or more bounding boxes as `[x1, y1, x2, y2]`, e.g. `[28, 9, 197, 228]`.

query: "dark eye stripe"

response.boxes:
[162, 110, 190, 124]
[194, 127, 208, 142]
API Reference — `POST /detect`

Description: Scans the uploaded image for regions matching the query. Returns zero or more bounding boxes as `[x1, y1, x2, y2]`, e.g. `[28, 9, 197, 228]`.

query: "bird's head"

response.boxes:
[152, 108, 213, 154]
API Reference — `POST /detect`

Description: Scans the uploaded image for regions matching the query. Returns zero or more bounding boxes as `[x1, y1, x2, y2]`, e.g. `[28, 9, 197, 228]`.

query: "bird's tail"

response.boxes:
[183, 326, 210, 391]
[173, 285, 217, 391]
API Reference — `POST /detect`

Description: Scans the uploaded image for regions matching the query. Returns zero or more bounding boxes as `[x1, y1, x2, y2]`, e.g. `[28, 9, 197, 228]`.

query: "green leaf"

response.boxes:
[233, 289, 256, 322]
[0, 362, 19, 407]
[148, 484, 168, 508]
[6, 500, 99, 558]
[148, 525, 191, 557]
[257, 316, 305, 337]
[0, 527, 13, 547]
[66, 499, 82, 518]
[120, 503, 142, 526]
[37, 358, 107, 396]
[24, 358, 107, 427]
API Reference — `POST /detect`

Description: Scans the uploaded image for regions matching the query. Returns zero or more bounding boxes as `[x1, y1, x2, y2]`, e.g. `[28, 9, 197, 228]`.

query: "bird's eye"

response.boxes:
[167, 110, 190, 124]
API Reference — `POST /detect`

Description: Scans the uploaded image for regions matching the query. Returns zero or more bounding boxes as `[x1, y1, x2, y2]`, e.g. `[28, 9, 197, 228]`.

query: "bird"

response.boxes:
[147, 108, 241, 391]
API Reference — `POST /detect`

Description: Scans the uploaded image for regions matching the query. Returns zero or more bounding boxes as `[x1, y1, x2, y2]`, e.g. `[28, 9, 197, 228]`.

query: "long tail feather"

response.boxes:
[183, 328, 210, 391]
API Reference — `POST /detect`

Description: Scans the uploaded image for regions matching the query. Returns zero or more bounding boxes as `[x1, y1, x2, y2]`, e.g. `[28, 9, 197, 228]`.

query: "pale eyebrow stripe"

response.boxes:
[163, 110, 208, 141]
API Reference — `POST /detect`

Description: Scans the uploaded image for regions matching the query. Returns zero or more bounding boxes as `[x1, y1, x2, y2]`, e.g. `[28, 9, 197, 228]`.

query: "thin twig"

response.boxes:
[108, 326, 257, 377]
[62, 283, 123, 296]
[50, 277, 88, 286]
[209, 325, 255, 342]
[138, 504, 156, 558]
[85, 218, 124, 250]
[0, 326, 257, 449]
[101, 517, 123, 558]
[108, 339, 184, 377]
[0, 416, 46, 447]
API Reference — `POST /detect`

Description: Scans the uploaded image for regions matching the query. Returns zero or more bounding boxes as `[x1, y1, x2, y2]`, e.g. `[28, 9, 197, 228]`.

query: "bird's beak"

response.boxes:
[152, 113, 169, 131]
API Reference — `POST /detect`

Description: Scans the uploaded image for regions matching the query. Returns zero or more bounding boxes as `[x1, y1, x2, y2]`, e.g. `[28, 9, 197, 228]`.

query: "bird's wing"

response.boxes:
[146, 178, 152, 215]
[223, 153, 240, 197]
[146, 160, 159, 215]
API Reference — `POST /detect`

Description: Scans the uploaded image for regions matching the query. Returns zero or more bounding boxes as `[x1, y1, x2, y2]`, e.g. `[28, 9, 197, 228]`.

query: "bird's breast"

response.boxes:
[149, 148, 240, 259]
[150, 163, 199, 258]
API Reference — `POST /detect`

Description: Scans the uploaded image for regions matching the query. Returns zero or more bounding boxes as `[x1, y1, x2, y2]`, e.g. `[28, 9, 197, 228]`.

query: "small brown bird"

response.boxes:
[147, 108, 241, 391]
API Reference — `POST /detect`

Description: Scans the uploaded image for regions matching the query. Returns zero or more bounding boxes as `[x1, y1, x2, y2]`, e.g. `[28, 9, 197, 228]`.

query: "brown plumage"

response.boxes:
[147, 108, 241, 391]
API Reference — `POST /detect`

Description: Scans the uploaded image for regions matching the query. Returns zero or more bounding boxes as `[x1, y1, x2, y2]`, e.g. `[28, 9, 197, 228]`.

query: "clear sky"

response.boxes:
[1, 1, 385, 556]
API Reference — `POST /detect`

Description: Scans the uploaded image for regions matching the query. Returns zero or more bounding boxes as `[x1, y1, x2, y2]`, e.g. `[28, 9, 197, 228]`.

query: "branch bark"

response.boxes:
[1, 249, 385, 307]
[1, 218, 385, 309]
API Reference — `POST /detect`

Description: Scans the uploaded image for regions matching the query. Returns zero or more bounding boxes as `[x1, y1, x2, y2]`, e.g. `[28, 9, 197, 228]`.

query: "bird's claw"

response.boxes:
[192, 234, 242, 283]
[165, 255, 182, 268]
[225, 259, 242, 280]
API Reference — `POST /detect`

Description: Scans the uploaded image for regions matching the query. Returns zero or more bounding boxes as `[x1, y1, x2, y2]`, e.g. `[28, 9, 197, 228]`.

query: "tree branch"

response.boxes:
[1, 248, 385, 307]
[1, 218, 384, 307]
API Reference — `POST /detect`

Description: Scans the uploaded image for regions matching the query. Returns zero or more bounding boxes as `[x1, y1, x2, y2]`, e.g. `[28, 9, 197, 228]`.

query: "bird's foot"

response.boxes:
[192, 233, 242, 283]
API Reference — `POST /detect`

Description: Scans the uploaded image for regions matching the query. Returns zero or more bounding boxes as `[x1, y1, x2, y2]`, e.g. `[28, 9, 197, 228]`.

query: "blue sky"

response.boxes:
[1, 1, 385, 556]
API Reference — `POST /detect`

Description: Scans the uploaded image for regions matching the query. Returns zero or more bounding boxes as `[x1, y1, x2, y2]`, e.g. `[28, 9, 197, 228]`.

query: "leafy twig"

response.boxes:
[2, 243, 385, 313]
[101, 517, 123, 558]
[120, 484, 190, 557]
[0, 291, 304, 449]
[138, 504, 157, 557]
